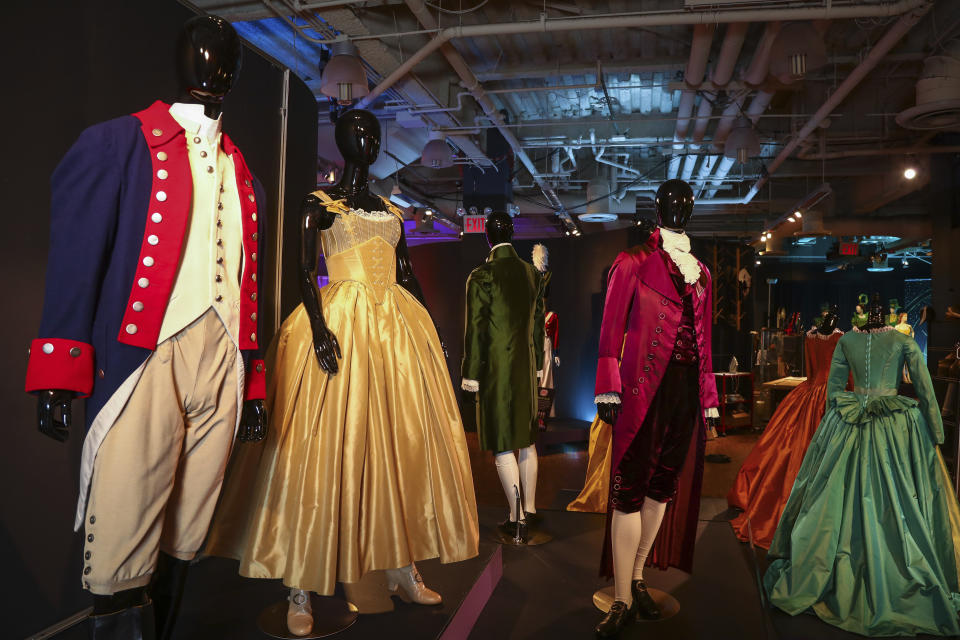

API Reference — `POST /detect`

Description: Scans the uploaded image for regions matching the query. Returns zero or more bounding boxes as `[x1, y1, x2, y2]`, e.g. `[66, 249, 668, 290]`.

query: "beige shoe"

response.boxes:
[287, 588, 314, 637]
[385, 563, 442, 605]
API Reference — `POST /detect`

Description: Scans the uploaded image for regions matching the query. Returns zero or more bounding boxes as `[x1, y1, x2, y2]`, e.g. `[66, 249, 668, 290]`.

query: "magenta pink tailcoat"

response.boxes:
[596, 231, 718, 472]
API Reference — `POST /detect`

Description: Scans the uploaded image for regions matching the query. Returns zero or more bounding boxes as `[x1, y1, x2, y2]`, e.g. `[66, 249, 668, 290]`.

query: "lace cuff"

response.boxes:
[461, 378, 479, 392]
[704, 407, 719, 419]
[595, 392, 621, 405]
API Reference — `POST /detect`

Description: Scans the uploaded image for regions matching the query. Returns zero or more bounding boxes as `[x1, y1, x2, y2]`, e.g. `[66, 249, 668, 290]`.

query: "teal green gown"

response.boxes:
[764, 326, 960, 637]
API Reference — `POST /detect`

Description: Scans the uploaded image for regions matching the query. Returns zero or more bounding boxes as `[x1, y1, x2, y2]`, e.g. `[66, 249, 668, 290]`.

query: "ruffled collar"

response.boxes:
[852, 325, 895, 334]
[659, 227, 701, 285]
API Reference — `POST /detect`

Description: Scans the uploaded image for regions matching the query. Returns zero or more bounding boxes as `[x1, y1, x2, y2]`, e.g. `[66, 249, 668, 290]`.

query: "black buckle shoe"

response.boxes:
[631, 580, 661, 620]
[89, 601, 157, 640]
[523, 511, 542, 527]
[497, 518, 528, 542]
[595, 599, 636, 637]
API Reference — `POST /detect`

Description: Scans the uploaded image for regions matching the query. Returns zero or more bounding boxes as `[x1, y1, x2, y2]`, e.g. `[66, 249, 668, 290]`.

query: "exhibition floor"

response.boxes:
[44, 430, 957, 639]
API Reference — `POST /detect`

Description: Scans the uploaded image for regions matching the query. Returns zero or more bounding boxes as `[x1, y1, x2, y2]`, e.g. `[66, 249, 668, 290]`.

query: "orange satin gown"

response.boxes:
[727, 329, 842, 549]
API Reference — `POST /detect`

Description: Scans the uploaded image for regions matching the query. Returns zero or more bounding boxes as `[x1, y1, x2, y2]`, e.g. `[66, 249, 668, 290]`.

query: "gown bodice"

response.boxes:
[827, 326, 944, 443]
[313, 191, 405, 303]
[804, 330, 842, 384]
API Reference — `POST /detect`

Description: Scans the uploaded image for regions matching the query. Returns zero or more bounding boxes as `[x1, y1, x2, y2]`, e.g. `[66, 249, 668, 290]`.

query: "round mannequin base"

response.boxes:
[257, 596, 359, 639]
[592, 585, 680, 621]
[492, 527, 552, 546]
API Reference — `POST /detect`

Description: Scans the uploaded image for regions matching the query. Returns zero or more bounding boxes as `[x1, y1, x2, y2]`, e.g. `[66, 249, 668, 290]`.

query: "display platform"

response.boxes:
[46, 541, 501, 640]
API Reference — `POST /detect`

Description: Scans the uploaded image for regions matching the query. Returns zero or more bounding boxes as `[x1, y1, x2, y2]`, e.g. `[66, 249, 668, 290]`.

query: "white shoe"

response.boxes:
[287, 588, 314, 636]
[385, 563, 442, 605]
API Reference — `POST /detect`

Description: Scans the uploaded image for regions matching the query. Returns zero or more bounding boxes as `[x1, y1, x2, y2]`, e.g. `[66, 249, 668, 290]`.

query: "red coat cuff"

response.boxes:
[245, 359, 266, 401]
[25, 338, 95, 398]
[595, 356, 622, 396]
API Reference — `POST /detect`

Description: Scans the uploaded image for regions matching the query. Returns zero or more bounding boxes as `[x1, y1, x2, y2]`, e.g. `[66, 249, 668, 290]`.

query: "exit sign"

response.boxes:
[839, 242, 859, 256]
[463, 215, 486, 234]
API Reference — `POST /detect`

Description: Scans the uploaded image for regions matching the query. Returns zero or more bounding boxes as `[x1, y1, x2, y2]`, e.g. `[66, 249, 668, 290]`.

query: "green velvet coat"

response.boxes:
[462, 244, 547, 452]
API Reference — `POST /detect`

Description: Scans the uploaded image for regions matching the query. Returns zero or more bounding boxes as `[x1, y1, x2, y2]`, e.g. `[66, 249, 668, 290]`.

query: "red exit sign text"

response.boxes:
[839, 242, 859, 256]
[463, 215, 486, 234]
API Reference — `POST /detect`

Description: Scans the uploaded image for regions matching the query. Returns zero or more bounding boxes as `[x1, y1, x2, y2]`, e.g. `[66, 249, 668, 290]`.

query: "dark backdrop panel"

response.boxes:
[0, 1, 316, 634]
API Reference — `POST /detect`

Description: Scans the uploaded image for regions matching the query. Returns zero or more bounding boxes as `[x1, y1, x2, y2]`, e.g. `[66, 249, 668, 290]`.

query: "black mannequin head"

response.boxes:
[655, 179, 695, 230]
[486, 212, 514, 248]
[818, 305, 839, 335]
[335, 109, 381, 166]
[176, 15, 242, 118]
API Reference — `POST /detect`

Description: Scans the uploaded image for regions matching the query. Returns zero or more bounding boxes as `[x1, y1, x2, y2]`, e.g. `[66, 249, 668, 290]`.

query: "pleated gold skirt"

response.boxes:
[207, 280, 479, 594]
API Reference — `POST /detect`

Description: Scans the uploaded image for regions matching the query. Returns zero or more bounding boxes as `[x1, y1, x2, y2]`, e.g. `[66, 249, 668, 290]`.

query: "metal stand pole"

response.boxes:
[513, 485, 524, 544]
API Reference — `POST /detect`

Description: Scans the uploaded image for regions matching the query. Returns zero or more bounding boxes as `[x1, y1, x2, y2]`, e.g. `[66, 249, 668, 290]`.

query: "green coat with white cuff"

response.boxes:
[462, 244, 547, 452]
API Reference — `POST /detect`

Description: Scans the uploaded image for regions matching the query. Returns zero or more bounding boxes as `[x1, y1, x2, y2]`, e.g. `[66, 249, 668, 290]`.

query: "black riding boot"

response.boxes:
[89, 588, 155, 640]
[151, 551, 191, 640]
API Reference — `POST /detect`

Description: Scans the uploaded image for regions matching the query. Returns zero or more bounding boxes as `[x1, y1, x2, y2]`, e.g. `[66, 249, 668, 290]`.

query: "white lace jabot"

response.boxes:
[660, 227, 701, 285]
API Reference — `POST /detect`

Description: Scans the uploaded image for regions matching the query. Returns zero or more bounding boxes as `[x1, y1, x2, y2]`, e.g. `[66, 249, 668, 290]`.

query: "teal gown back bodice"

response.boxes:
[764, 326, 960, 637]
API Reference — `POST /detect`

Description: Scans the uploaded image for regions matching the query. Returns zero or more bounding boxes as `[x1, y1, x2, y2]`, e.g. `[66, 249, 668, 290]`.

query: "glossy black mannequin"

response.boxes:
[486, 211, 514, 247]
[36, 16, 260, 637]
[861, 294, 887, 332]
[818, 306, 839, 335]
[598, 179, 714, 427]
[300, 108, 438, 374]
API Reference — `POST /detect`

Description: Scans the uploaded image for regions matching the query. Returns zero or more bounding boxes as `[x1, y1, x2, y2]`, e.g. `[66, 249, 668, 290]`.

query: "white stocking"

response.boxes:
[494, 451, 524, 521]
[517, 444, 538, 514]
[611, 508, 644, 606]
[632, 498, 667, 581]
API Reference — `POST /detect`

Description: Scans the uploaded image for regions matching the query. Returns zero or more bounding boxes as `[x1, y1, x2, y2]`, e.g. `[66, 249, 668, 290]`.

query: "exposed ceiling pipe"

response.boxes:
[400, 0, 569, 220]
[743, 22, 782, 86]
[687, 22, 748, 190]
[360, 0, 929, 108]
[704, 89, 776, 197]
[712, 23, 750, 87]
[740, 1, 934, 205]
[596, 147, 641, 177]
[670, 24, 715, 179]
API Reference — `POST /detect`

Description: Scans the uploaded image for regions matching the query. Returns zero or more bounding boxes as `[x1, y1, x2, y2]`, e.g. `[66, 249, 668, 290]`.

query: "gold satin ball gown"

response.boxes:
[207, 193, 479, 595]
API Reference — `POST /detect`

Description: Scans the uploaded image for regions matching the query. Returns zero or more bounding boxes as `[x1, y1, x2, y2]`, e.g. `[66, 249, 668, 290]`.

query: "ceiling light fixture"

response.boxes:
[903, 166, 918, 180]
[421, 131, 454, 169]
[787, 216, 795, 223]
[320, 40, 369, 105]
[724, 117, 761, 164]
[794, 210, 802, 218]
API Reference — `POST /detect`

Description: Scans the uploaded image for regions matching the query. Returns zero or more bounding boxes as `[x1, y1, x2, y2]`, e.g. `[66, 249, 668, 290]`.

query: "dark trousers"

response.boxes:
[611, 362, 700, 511]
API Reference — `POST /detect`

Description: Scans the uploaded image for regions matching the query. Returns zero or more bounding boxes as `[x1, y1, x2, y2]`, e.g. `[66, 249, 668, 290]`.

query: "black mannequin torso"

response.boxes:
[300, 109, 441, 374]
